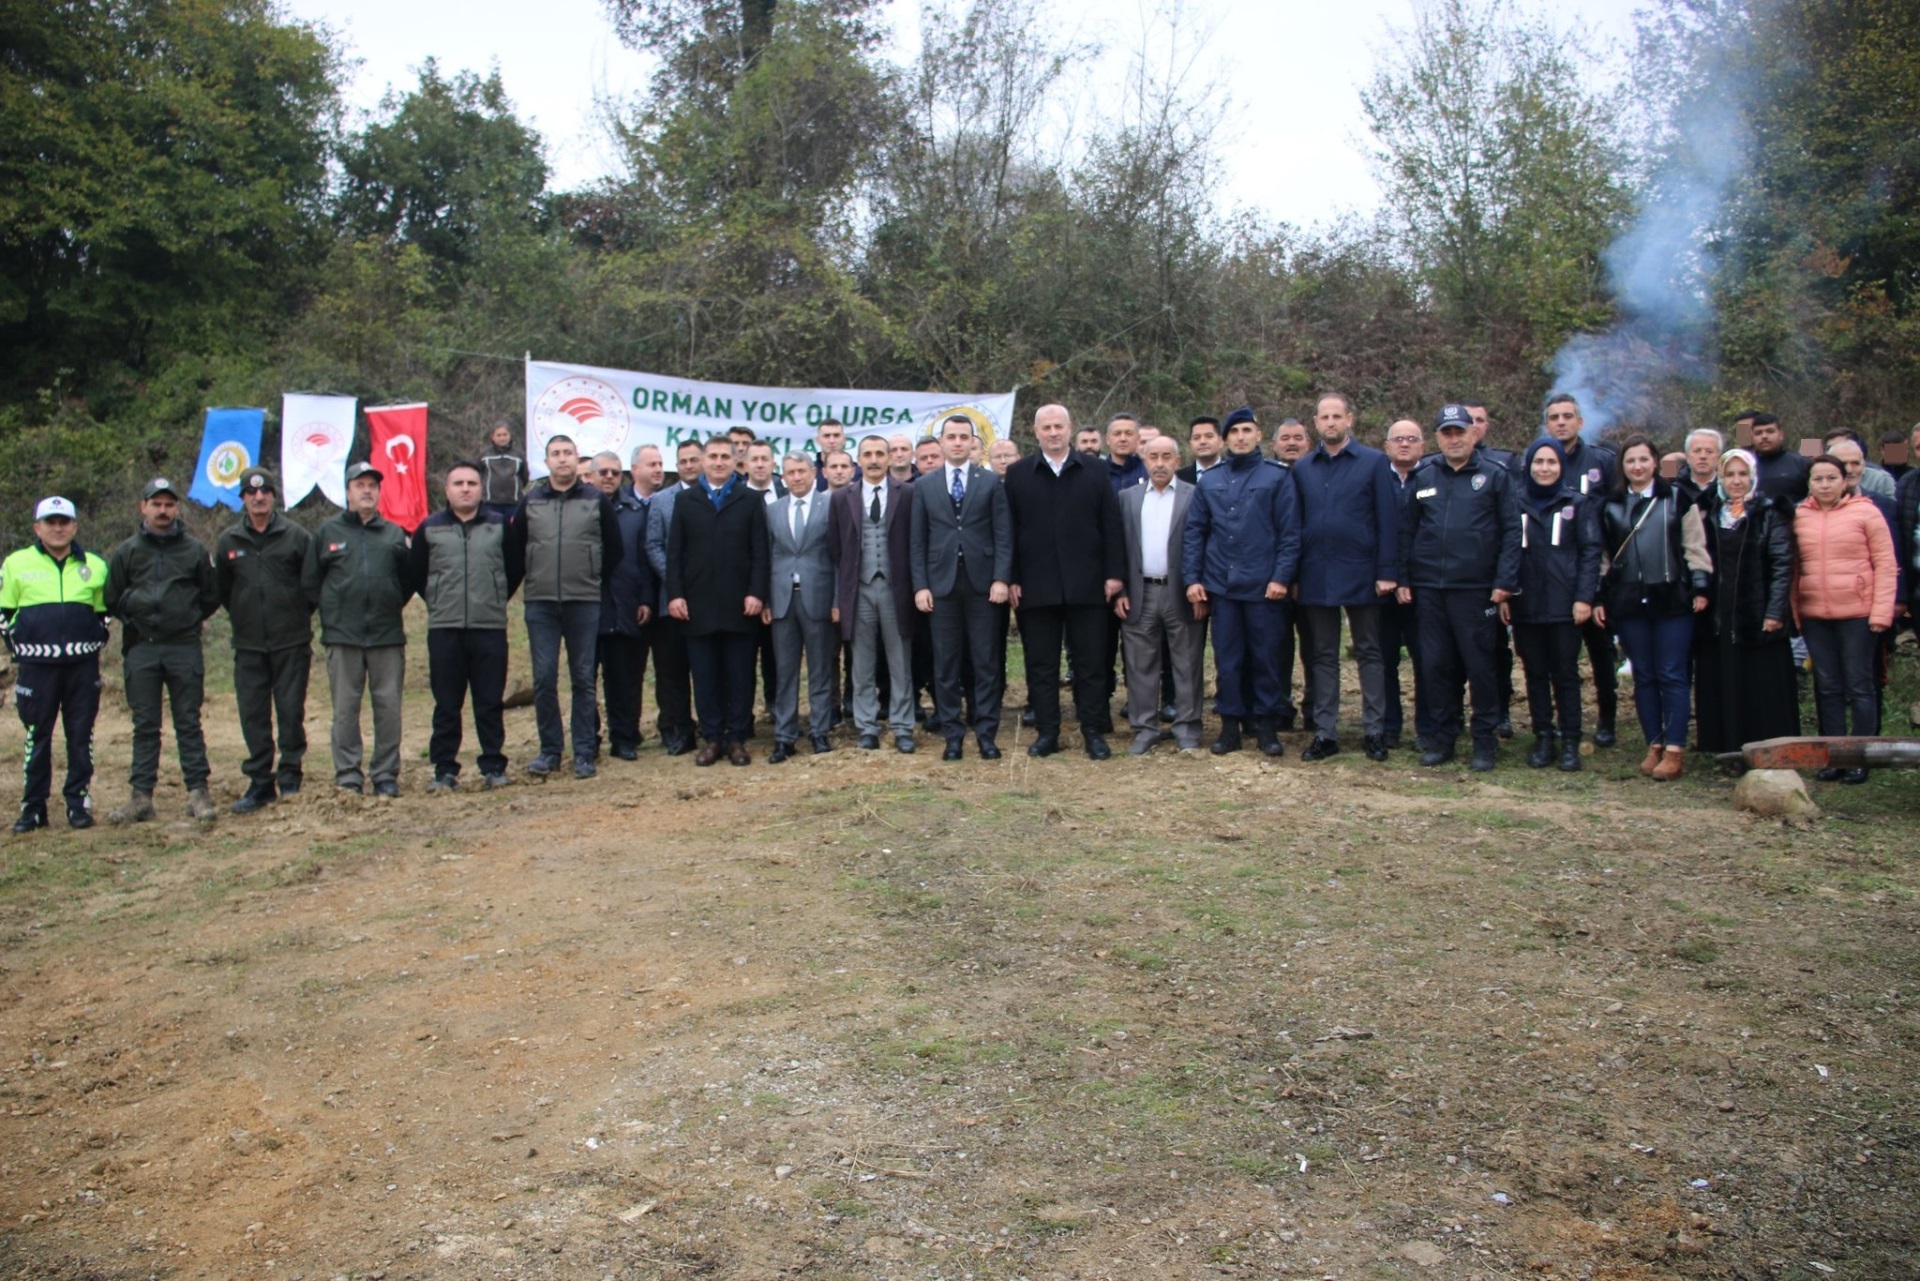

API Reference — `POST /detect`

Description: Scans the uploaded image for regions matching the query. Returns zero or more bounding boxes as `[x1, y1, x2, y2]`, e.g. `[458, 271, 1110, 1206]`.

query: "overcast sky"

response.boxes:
[288, 0, 1641, 231]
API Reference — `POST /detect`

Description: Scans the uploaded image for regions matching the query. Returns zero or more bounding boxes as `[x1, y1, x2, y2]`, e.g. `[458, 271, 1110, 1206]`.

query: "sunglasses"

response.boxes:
[594, 467, 622, 476]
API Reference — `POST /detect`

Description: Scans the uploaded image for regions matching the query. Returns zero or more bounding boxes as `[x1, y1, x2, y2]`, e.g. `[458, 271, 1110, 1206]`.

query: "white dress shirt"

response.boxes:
[1139, 483, 1175, 579]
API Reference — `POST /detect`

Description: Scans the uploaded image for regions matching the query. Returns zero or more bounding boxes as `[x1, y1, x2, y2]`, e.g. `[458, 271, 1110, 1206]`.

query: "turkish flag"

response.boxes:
[366, 403, 429, 532]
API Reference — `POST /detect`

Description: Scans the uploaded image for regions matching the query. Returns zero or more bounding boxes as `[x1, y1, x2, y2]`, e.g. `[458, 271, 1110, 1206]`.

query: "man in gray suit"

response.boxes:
[830, 434, 918, 753]
[909, 414, 1013, 760]
[763, 455, 837, 761]
[1115, 436, 1207, 754]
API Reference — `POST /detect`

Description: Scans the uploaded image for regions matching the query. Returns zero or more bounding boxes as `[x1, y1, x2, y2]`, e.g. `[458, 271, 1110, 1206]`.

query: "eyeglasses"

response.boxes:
[594, 467, 622, 476]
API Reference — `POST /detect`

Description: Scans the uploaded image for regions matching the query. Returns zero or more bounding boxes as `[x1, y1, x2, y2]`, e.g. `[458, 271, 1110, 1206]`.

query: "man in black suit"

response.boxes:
[830, 434, 918, 752]
[666, 437, 771, 767]
[909, 414, 1013, 760]
[1175, 415, 1224, 485]
[1002, 403, 1127, 759]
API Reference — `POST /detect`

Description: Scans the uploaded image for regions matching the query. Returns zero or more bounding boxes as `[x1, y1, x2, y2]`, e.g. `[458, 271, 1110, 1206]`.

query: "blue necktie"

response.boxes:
[950, 467, 965, 515]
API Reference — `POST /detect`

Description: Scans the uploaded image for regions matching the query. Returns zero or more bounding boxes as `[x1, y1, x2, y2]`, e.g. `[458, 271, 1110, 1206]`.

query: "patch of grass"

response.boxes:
[1669, 938, 1720, 965]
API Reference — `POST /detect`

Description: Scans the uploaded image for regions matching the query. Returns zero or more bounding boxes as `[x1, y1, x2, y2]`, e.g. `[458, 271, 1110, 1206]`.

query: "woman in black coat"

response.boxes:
[1505, 438, 1601, 770]
[1693, 448, 1800, 752]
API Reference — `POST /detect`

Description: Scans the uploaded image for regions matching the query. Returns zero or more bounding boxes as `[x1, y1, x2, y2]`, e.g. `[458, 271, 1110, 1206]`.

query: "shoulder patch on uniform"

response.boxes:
[1471, 474, 1487, 490]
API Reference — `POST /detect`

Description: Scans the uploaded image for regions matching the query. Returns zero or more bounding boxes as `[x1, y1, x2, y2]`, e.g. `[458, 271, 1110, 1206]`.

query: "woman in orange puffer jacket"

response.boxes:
[1792, 455, 1898, 784]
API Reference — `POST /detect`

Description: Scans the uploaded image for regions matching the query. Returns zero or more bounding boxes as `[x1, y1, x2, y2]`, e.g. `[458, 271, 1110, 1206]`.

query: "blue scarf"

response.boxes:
[699, 472, 737, 511]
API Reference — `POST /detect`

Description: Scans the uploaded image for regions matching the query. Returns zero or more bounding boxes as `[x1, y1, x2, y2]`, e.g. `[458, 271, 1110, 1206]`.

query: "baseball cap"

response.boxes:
[142, 477, 181, 500]
[239, 466, 277, 494]
[33, 496, 77, 522]
[344, 461, 384, 485]
[1435, 404, 1473, 433]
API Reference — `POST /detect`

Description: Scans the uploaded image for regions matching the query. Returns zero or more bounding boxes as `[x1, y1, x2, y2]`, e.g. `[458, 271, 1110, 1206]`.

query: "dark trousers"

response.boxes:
[1802, 615, 1880, 737]
[1099, 607, 1124, 729]
[427, 628, 508, 777]
[1415, 588, 1502, 749]
[1614, 611, 1694, 747]
[234, 643, 310, 790]
[598, 631, 643, 750]
[1256, 606, 1306, 726]
[1581, 618, 1619, 726]
[525, 599, 601, 761]
[15, 657, 100, 812]
[1379, 597, 1434, 743]
[1212, 597, 1288, 723]
[124, 640, 209, 792]
[652, 615, 695, 746]
[931, 581, 1005, 739]
[756, 620, 777, 727]
[687, 630, 757, 743]
[1513, 621, 1583, 734]
[1018, 601, 1105, 738]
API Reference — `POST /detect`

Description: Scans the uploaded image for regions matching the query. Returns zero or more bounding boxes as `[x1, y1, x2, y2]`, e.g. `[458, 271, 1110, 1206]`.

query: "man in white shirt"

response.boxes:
[1114, 437, 1205, 752]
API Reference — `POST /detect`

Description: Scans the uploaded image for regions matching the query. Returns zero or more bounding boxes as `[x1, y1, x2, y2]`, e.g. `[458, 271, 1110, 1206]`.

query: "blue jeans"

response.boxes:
[1613, 611, 1694, 747]
[525, 600, 601, 760]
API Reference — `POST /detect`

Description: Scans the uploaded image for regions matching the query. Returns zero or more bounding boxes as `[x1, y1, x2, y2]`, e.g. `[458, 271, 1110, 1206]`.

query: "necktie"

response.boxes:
[950, 467, 965, 513]
[869, 486, 881, 524]
[791, 497, 805, 542]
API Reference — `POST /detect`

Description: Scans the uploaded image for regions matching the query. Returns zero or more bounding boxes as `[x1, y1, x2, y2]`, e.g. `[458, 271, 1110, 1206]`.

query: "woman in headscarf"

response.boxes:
[1793, 454, 1898, 783]
[1693, 448, 1799, 752]
[1595, 435, 1713, 781]
[1505, 438, 1600, 770]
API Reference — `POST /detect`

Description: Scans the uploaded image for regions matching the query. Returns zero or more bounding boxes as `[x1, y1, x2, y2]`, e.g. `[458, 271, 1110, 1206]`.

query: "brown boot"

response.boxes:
[1639, 744, 1664, 777]
[1650, 746, 1685, 782]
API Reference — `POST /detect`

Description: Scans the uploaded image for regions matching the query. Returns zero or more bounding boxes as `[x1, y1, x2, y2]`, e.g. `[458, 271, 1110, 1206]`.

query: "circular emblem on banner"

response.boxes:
[300, 420, 344, 467]
[917, 403, 998, 449]
[1471, 473, 1487, 490]
[533, 376, 632, 461]
[205, 441, 251, 490]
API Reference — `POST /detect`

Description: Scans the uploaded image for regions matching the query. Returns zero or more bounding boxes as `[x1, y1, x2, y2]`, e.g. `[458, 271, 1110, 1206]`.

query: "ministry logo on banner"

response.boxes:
[281, 394, 358, 507]
[189, 408, 266, 510]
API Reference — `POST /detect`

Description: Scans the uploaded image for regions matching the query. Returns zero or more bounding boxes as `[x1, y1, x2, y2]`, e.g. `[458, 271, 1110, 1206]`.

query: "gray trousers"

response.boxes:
[852, 577, 913, 736]
[771, 596, 836, 743]
[1121, 582, 1206, 747]
[125, 640, 208, 792]
[1299, 603, 1388, 738]
[326, 643, 404, 788]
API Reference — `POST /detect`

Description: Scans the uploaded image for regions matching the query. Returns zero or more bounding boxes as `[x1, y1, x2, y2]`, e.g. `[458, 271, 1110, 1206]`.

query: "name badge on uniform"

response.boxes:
[1416, 487, 1437, 499]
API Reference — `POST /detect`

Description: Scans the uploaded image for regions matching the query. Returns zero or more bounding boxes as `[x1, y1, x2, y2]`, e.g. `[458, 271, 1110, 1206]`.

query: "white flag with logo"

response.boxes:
[281, 393, 357, 507]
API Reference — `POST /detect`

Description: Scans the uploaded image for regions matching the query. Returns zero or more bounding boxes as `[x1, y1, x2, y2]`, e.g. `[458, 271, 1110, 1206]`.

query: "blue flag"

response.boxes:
[188, 407, 265, 509]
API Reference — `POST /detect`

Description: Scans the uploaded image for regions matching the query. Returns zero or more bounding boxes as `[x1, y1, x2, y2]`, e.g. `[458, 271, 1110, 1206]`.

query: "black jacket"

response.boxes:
[1397, 453, 1522, 592]
[665, 477, 770, 637]
[1896, 467, 1920, 605]
[1698, 491, 1795, 645]
[601, 486, 657, 636]
[1753, 447, 1812, 504]
[1556, 437, 1618, 497]
[1598, 479, 1712, 619]
[1001, 450, 1126, 607]
[1510, 491, 1601, 625]
[214, 512, 314, 652]
[105, 524, 219, 648]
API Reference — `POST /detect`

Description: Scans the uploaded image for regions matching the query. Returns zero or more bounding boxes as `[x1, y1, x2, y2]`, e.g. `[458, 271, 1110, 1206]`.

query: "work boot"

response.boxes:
[1256, 721, 1285, 757]
[1526, 731, 1556, 769]
[231, 783, 275, 815]
[1469, 740, 1498, 772]
[108, 789, 156, 825]
[1557, 733, 1583, 772]
[185, 789, 217, 823]
[1210, 721, 1244, 755]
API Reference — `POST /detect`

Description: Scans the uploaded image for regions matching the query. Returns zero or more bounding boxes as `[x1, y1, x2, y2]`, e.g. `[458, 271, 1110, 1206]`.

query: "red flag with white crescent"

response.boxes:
[366, 403, 429, 532]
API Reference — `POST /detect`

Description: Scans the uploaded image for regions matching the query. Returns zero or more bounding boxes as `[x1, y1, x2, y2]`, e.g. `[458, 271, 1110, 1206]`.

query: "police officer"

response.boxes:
[215, 467, 315, 813]
[1, 497, 109, 832]
[1396, 404, 1522, 771]
[104, 477, 220, 824]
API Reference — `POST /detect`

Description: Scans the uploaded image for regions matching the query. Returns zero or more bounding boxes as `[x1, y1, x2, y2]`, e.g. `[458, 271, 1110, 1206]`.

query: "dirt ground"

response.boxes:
[1, 628, 1916, 1280]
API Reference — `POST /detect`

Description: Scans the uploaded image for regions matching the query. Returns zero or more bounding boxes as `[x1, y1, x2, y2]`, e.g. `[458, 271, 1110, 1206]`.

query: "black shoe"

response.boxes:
[1301, 735, 1339, 762]
[1084, 734, 1111, 761]
[1592, 722, 1617, 748]
[977, 736, 1001, 760]
[1027, 734, 1061, 758]
[337, 781, 364, 795]
[611, 743, 639, 761]
[1363, 734, 1389, 762]
[769, 742, 795, 764]
[896, 734, 917, 754]
[1816, 766, 1844, 782]
[1159, 704, 1176, 723]
[277, 777, 302, 799]
[1495, 717, 1514, 740]
[858, 733, 880, 750]
[1210, 723, 1243, 755]
[1526, 732, 1556, 769]
[664, 738, 693, 757]
[920, 709, 942, 732]
[12, 807, 47, 834]
[1558, 733, 1583, 771]
[1841, 767, 1870, 785]
[1382, 731, 1401, 750]
[1257, 726, 1285, 757]
[1274, 709, 1297, 732]
[231, 785, 276, 815]
[66, 806, 93, 830]
[526, 755, 560, 778]
[1020, 707, 1037, 728]
[1419, 744, 1456, 767]
[426, 774, 459, 795]
[1469, 741, 1497, 772]
[373, 780, 400, 798]
[573, 758, 597, 780]
[943, 738, 965, 762]
[811, 734, 833, 754]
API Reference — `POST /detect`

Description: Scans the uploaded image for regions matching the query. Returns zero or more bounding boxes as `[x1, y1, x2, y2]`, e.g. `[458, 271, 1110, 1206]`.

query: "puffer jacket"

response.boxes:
[1792, 493, 1897, 627]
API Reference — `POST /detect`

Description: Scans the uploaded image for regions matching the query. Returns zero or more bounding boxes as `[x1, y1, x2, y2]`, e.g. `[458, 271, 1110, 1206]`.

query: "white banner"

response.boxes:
[280, 393, 357, 507]
[523, 359, 1018, 478]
